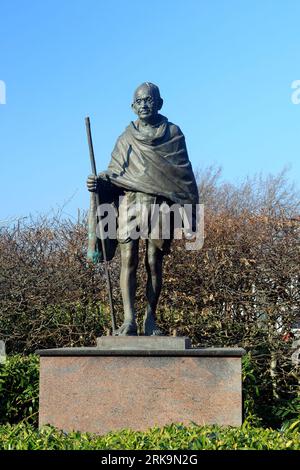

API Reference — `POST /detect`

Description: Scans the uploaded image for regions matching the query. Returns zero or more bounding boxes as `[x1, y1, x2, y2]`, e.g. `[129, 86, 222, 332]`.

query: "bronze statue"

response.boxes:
[87, 83, 198, 336]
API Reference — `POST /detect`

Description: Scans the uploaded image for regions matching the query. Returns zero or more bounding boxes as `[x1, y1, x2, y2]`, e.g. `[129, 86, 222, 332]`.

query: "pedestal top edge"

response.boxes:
[36, 347, 246, 357]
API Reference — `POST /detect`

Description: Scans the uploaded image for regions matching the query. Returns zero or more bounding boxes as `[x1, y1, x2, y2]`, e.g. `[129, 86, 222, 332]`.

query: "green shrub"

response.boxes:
[276, 397, 300, 432]
[0, 422, 299, 450]
[240, 350, 299, 429]
[0, 355, 39, 425]
[242, 353, 262, 426]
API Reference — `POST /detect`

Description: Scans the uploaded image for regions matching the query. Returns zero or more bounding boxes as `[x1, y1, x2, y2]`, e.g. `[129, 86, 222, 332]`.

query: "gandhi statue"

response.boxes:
[87, 82, 198, 336]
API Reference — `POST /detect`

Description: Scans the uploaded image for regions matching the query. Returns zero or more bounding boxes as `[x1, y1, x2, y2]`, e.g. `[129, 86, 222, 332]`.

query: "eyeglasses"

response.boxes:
[134, 97, 154, 105]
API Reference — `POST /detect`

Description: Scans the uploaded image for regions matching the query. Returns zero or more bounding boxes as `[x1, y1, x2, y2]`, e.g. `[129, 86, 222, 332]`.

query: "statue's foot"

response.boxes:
[114, 321, 138, 336]
[143, 312, 163, 336]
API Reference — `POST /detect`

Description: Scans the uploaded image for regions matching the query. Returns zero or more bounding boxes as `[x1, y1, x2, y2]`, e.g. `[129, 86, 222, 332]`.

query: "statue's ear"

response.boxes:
[157, 98, 163, 111]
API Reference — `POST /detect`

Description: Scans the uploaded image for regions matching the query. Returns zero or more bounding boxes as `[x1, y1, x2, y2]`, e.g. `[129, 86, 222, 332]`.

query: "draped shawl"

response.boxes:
[88, 115, 198, 262]
[104, 115, 199, 205]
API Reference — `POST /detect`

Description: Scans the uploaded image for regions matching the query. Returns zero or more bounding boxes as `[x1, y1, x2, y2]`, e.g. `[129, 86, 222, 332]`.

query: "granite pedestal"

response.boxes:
[37, 339, 245, 434]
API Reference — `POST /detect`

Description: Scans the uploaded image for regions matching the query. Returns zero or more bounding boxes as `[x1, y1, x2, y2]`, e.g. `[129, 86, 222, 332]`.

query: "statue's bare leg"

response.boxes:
[115, 240, 139, 336]
[143, 241, 164, 335]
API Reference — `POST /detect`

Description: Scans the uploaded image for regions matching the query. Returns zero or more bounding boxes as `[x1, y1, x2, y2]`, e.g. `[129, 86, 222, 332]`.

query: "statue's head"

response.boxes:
[132, 82, 163, 123]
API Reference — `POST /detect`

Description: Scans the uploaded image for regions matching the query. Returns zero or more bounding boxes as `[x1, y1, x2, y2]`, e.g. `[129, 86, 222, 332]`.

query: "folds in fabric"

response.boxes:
[87, 115, 199, 263]
[106, 115, 199, 205]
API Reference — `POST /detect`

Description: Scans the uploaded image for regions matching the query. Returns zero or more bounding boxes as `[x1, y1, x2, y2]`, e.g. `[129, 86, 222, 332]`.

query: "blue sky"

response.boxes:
[0, 0, 299, 220]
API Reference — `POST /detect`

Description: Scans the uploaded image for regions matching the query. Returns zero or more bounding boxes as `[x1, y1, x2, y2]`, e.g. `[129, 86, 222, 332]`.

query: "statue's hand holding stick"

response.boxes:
[85, 116, 117, 334]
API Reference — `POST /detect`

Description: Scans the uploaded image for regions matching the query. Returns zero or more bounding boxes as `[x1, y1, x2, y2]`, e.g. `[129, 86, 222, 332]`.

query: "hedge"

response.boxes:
[0, 422, 299, 450]
[0, 355, 39, 425]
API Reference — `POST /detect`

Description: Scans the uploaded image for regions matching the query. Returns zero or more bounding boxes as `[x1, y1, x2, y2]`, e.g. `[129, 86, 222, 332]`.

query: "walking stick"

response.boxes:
[85, 116, 117, 334]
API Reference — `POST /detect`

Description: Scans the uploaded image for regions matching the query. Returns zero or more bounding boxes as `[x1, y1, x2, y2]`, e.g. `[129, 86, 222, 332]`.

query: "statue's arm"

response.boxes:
[86, 131, 127, 196]
[86, 134, 121, 193]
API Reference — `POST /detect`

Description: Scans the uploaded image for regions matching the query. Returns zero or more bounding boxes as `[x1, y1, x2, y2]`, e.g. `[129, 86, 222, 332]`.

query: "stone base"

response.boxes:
[96, 336, 191, 350]
[37, 344, 245, 434]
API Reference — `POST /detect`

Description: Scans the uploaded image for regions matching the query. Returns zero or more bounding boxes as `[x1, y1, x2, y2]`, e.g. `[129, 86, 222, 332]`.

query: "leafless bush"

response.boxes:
[0, 213, 123, 352]
[197, 165, 299, 217]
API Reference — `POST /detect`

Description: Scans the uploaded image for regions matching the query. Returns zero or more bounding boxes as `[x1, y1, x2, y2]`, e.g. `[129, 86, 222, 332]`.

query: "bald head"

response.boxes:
[133, 82, 162, 104]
